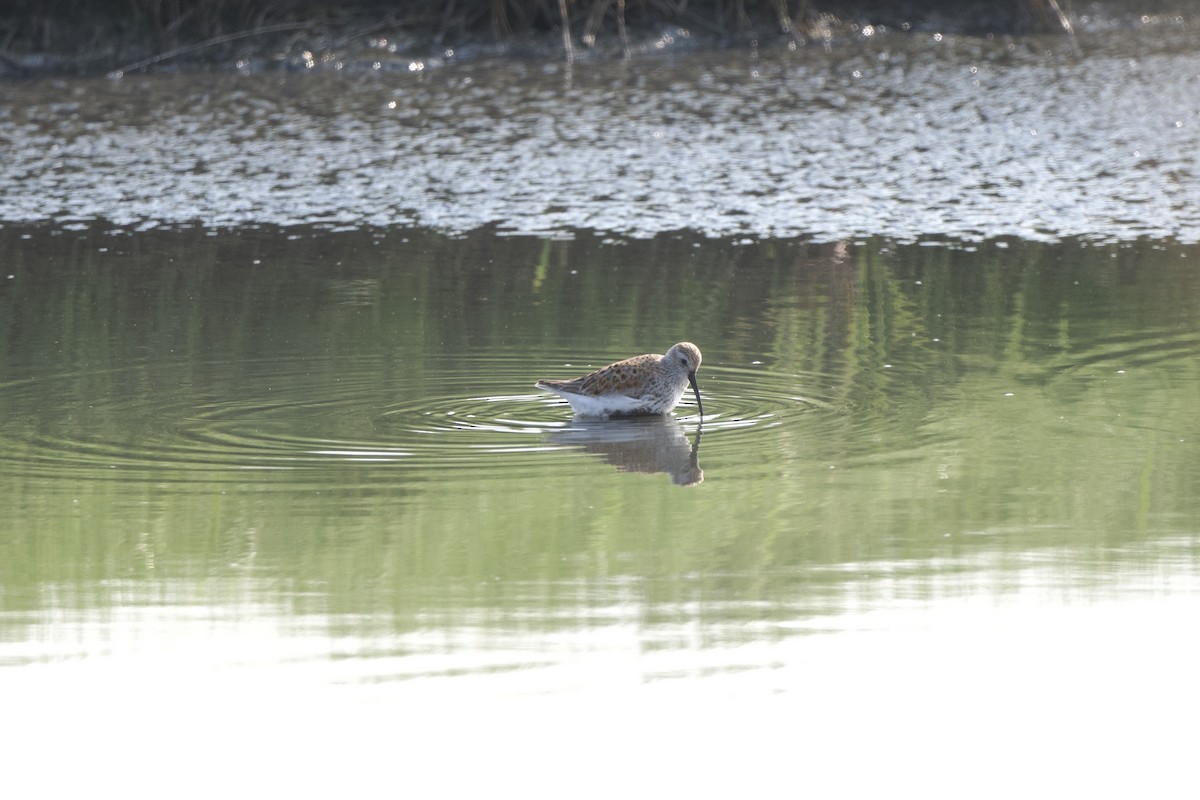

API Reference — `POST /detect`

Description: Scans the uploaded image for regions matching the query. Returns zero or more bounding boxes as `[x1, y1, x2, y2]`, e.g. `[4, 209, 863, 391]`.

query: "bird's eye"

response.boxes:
[679, 357, 687, 365]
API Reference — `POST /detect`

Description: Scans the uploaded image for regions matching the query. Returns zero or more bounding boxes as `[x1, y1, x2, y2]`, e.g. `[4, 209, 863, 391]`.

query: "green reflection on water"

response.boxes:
[1, 225, 1198, 648]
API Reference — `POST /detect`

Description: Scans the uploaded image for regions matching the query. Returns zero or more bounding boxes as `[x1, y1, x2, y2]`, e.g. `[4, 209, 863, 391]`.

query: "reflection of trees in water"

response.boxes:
[3, 225, 1199, 624]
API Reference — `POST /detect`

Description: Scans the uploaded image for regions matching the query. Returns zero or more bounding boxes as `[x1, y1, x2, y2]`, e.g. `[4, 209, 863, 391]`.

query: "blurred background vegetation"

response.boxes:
[0, 0, 1096, 74]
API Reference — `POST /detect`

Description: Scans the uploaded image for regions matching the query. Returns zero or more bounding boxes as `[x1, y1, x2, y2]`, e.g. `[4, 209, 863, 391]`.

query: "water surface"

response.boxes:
[2, 225, 1198, 794]
[2, 18, 1198, 242]
[3, 18, 1200, 795]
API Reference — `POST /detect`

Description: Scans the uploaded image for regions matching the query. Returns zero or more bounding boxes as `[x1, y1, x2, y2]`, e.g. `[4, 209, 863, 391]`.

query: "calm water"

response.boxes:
[3, 226, 1198, 794]
[3, 17, 1200, 797]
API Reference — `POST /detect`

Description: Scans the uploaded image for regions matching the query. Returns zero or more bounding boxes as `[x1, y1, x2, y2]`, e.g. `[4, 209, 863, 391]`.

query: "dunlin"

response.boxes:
[536, 342, 704, 418]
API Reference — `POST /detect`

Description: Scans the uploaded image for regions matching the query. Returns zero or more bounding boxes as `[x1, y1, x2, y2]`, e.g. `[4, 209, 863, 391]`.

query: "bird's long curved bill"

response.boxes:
[688, 372, 704, 419]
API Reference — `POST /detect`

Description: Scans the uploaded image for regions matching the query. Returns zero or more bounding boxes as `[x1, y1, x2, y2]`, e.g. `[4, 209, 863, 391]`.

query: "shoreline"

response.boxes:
[0, 0, 1122, 78]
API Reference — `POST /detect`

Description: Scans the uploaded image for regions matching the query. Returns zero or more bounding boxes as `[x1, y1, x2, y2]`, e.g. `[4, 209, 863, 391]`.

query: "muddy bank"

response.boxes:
[1, 0, 1186, 77]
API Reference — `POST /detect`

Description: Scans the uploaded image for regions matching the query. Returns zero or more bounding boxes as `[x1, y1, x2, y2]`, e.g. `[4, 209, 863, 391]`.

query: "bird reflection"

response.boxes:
[553, 415, 703, 486]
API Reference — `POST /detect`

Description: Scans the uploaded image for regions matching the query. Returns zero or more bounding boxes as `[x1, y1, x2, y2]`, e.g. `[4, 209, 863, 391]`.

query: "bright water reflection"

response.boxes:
[3, 18, 1200, 243]
[2, 225, 1199, 794]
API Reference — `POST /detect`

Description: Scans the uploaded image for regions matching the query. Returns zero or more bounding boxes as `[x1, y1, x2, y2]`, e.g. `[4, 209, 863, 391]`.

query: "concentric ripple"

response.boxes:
[0, 354, 834, 487]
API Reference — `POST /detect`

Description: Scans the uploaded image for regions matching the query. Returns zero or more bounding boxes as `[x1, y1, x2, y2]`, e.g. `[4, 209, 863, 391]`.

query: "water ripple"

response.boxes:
[1, 27, 1198, 243]
[0, 355, 837, 487]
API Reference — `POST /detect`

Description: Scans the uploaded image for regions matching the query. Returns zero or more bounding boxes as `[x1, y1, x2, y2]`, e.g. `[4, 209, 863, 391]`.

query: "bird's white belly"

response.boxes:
[555, 388, 684, 418]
